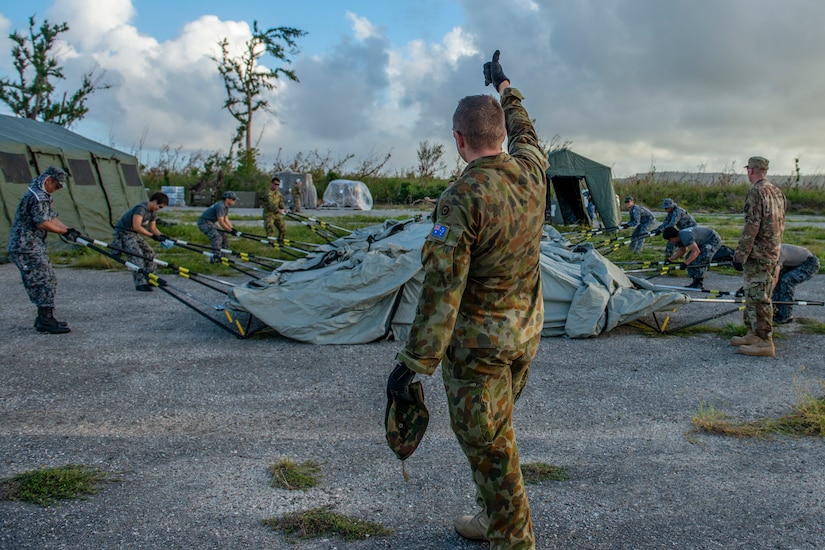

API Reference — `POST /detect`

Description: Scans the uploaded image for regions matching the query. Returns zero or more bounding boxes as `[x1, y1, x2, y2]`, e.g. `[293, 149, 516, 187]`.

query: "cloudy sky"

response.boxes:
[2, 0, 825, 178]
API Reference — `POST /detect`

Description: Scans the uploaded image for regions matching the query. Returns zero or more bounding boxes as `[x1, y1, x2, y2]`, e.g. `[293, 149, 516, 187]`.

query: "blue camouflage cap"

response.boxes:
[44, 166, 68, 188]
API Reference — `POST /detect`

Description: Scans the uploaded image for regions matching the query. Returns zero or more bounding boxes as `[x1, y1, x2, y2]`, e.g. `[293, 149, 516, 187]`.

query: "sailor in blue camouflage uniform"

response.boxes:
[771, 244, 818, 324]
[662, 225, 723, 289]
[112, 192, 169, 291]
[730, 156, 787, 357]
[654, 198, 697, 259]
[622, 196, 656, 253]
[387, 50, 545, 549]
[197, 191, 237, 261]
[7, 167, 82, 334]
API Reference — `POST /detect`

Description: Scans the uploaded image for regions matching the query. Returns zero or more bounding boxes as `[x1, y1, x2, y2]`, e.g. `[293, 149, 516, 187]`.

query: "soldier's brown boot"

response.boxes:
[730, 331, 759, 346]
[737, 337, 775, 357]
[454, 510, 489, 542]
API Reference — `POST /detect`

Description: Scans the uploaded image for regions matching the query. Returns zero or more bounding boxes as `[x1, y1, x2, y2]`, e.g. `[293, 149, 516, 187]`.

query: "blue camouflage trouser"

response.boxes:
[629, 221, 654, 253]
[442, 335, 540, 550]
[112, 231, 155, 288]
[742, 259, 777, 339]
[197, 220, 228, 259]
[10, 250, 56, 307]
[772, 255, 820, 322]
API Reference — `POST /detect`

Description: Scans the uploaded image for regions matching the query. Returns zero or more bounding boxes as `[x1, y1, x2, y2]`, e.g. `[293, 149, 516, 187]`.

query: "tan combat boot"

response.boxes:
[737, 337, 775, 357]
[730, 331, 760, 346]
[454, 510, 489, 541]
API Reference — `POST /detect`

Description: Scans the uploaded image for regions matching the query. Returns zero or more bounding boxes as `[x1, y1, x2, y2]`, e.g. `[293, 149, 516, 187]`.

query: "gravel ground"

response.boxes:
[1, 262, 824, 549]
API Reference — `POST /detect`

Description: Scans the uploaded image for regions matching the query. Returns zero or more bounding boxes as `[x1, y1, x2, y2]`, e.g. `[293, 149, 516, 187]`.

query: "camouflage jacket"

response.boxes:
[397, 88, 548, 376]
[658, 206, 697, 231]
[7, 184, 57, 255]
[263, 190, 286, 213]
[734, 179, 786, 263]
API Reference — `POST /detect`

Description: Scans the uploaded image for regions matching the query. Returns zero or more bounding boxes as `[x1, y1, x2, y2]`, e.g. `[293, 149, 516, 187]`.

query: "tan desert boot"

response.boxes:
[737, 337, 775, 357]
[730, 331, 760, 346]
[455, 510, 490, 541]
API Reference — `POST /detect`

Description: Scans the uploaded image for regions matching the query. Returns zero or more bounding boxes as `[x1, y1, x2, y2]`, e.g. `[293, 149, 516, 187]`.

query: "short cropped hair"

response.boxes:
[662, 226, 679, 240]
[452, 95, 506, 150]
[150, 192, 170, 206]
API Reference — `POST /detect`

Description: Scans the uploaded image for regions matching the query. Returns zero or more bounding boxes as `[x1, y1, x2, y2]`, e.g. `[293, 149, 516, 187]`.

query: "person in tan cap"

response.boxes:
[730, 156, 787, 356]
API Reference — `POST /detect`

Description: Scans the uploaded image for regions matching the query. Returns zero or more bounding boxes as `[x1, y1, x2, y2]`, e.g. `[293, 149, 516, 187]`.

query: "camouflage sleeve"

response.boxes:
[734, 187, 760, 262]
[396, 199, 472, 375]
[501, 88, 548, 173]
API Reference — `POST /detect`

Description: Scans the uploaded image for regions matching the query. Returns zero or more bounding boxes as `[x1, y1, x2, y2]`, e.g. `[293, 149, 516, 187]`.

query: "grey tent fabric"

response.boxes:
[0, 115, 146, 256]
[226, 219, 688, 344]
[546, 149, 620, 229]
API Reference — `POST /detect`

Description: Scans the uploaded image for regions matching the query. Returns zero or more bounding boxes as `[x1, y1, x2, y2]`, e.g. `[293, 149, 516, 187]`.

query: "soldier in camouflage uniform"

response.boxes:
[263, 176, 287, 242]
[654, 198, 697, 259]
[730, 156, 787, 357]
[662, 225, 723, 289]
[197, 191, 237, 262]
[291, 178, 303, 213]
[621, 196, 656, 253]
[387, 50, 545, 549]
[771, 244, 819, 324]
[7, 167, 81, 334]
[112, 192, 169, 291]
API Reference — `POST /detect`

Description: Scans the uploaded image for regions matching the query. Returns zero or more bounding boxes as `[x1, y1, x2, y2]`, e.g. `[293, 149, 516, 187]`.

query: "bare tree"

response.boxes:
[0, 16, 110, 127]
[416, 140, 447, 179]
[213, 21, 306, 169]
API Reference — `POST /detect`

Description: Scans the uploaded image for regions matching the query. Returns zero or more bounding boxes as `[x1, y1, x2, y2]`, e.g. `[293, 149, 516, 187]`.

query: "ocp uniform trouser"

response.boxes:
[742, 258, 777, 339]
[442, 335, 540, 550]
[263, 210, 285, 239]
[10, 250, 56, 307]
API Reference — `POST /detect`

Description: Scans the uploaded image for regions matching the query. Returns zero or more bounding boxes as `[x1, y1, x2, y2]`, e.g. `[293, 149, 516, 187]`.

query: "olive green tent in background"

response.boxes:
[0, 114, 146, 257]
[546, 148, 621, 230]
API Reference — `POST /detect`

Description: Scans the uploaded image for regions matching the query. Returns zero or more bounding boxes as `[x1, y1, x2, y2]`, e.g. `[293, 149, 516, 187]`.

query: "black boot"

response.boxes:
[33, 308, 68, 328]
[35, 307, 71, 334]
[686, 278, 704, 290]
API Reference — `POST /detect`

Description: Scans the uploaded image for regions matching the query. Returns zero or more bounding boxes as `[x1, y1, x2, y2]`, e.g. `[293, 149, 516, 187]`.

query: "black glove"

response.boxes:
[652, 228, 662, 236]
[735, 287, 744, 297]
[152, 233, 170, 242]
[483, 50, 509, 89]
[732, 259, 744, 271]
[230, 228, 239, 236]
[387, 362, 416, 404]
[620, 223, 629, 229]
[63, 228, 82, 242]
[679, 262, 688, 269]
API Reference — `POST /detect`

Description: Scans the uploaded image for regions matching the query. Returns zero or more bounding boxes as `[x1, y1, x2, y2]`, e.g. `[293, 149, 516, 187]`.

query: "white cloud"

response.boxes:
[346, 12, 380, 41]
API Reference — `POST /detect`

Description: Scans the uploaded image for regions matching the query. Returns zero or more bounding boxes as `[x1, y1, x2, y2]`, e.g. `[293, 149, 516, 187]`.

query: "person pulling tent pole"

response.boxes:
[111, 191, 170, 292]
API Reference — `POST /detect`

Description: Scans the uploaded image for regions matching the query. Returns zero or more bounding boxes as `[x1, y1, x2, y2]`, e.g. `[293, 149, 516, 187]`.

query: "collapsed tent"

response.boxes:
[0, 115, 147, 257]
[546, 149, 621, 229]
[226, 218, 688, 344]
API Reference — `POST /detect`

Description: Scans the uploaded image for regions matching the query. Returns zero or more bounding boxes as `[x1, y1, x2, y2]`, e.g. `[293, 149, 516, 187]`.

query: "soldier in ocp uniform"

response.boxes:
[387, 50, 546, 549]
[263, 176, 287, 242]
[291, 178, 303, 213]
[112, 192, 169, 291]
[7, 167, 82, 334]
[730, 156, 787, 357]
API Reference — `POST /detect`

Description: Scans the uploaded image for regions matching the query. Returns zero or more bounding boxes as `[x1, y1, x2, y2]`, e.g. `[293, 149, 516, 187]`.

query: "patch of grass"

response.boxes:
[0, 464, 112, 507]
[691, 382, 825, 438]
[261, 505, 392, 541]
[797, 318, 825, 335]
[718, 322, 747, 340]
[521, 462, 569, 484]
[268, 458, 322, 490]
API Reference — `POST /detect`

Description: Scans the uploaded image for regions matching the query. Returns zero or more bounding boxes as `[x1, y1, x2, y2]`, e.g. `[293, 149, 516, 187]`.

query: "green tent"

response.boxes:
[546, 148, 620, 230]
[0, 115, 146, 257]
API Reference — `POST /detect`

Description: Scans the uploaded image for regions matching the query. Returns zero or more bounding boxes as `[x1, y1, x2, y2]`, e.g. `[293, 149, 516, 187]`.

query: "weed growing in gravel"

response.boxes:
[0, 464, 112, 507]
[718, 322, 747, 339]
[268, 458, 322, 490]
[521, 462, 569, 484]
[797, 318, 825, 334]
[691, 382, 825, 438]
[261, 505, 392, 541]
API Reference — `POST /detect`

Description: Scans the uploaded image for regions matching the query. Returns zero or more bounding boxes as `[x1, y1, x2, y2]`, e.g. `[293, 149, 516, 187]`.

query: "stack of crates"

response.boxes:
[161, 186, 186, 207]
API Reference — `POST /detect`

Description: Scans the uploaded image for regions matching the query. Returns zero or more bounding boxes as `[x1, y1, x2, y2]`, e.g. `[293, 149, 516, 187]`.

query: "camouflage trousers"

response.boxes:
[112, 232, 155, 288]
[686, 233, 722, 281]
[442, 336, 540, 550]
[263, 211, 285, 239]
[742, 259, 777, 339]
[9, 250, 56, 307]
[197, 220, 228, 259]
[772, 255, 820, 322]
[629, 221, 654, 253]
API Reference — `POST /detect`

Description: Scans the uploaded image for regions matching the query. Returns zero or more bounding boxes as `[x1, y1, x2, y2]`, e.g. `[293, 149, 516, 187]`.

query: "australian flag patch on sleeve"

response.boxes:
[431, 223, 449, 241]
